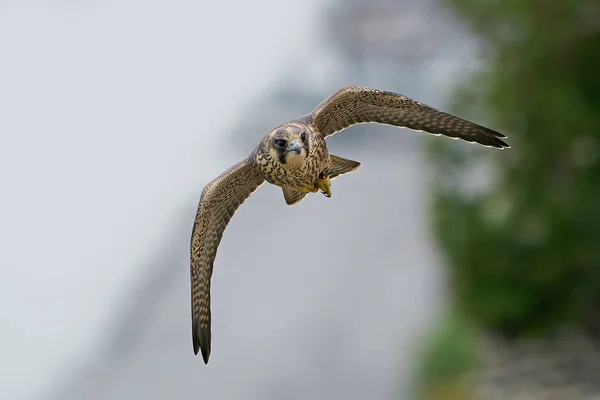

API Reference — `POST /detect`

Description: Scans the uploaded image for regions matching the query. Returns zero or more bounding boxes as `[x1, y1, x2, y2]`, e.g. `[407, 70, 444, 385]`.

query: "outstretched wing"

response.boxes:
[311, 85, 509, 148]
[190, 158, 264, 364]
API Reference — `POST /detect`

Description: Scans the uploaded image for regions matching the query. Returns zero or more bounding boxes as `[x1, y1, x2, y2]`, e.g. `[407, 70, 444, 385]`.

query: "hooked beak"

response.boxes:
[286, 139, 303, 155]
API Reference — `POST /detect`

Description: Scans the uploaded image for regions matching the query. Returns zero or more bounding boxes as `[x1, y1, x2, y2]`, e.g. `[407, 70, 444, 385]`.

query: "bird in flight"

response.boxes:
[190, 85, 509, 364]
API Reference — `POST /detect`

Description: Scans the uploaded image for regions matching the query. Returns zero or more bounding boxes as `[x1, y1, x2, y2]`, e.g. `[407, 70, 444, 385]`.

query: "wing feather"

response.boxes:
[311, 85, 509, 148]
[190, 158, 264, 364]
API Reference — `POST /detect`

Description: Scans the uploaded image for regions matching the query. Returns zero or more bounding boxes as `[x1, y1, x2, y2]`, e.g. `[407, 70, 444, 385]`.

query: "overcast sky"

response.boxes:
[0, 1, 329, 398]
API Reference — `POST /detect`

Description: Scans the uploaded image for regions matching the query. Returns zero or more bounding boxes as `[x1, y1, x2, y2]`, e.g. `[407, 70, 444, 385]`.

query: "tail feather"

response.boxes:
[328, 154, 361, 180]
[282, 187, 308, 206]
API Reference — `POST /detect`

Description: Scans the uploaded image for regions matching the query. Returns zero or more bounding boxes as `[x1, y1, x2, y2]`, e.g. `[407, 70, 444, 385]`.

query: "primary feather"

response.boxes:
[190, 158, 264, 364]
[311, 85, 508, 148]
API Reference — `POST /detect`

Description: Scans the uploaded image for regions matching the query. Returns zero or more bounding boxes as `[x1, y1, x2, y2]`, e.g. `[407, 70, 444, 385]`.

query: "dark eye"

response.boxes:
[300, 132, 306, 142]
[275, 139, 286, 149]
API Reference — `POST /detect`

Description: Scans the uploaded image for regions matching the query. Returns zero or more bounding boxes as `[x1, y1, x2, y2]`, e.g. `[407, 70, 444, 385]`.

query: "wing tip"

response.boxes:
[193, 323, 212, 364]
[201, 347, 210, 365]
[478, 126, 510, 148]
[485, 137, 510, 149]
[443, 132, 510, 149]
[467, 127, 509, 149]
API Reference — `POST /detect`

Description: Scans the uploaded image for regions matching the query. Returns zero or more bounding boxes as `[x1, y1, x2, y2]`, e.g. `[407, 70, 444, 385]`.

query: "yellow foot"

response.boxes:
[299, 168, 332, 198]
[315, 175, 331, 198]
[299, 184, 318, 193]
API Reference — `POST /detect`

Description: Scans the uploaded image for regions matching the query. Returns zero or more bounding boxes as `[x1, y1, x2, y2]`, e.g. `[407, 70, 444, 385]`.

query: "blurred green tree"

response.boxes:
[427, 0, 600, 336]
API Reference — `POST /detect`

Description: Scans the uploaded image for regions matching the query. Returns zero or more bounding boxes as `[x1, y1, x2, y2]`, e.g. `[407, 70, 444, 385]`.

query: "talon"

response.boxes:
[300, 168, 332, 197]
[316, 175, 332, 198]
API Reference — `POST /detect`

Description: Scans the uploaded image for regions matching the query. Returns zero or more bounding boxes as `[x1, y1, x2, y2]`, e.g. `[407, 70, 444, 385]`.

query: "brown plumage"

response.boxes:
[190, 85, 509, 364]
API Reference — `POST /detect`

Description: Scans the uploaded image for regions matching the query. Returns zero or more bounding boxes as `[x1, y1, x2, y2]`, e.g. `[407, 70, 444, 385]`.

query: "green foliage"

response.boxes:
[416, 316, 479, 390]
[427, 0, 600, 336]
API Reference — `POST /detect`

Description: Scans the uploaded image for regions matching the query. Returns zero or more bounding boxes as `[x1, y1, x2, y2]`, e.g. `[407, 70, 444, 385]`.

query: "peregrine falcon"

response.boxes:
[190, 85, 509, 364]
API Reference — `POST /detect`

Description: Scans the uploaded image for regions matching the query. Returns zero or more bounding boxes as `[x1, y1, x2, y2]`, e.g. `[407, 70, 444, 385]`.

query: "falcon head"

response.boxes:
[268, 125, 308, 166]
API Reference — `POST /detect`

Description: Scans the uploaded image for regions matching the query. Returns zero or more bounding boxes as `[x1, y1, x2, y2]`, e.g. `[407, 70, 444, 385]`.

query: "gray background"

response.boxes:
[0, 0, 481, 398]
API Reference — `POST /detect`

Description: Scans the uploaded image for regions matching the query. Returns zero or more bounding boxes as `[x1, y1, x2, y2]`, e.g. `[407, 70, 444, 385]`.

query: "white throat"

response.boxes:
[285, 151, 306, 166]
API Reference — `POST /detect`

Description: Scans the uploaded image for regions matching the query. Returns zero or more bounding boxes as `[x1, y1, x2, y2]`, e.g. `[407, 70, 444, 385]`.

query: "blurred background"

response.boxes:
[1, 0, 599, 399]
